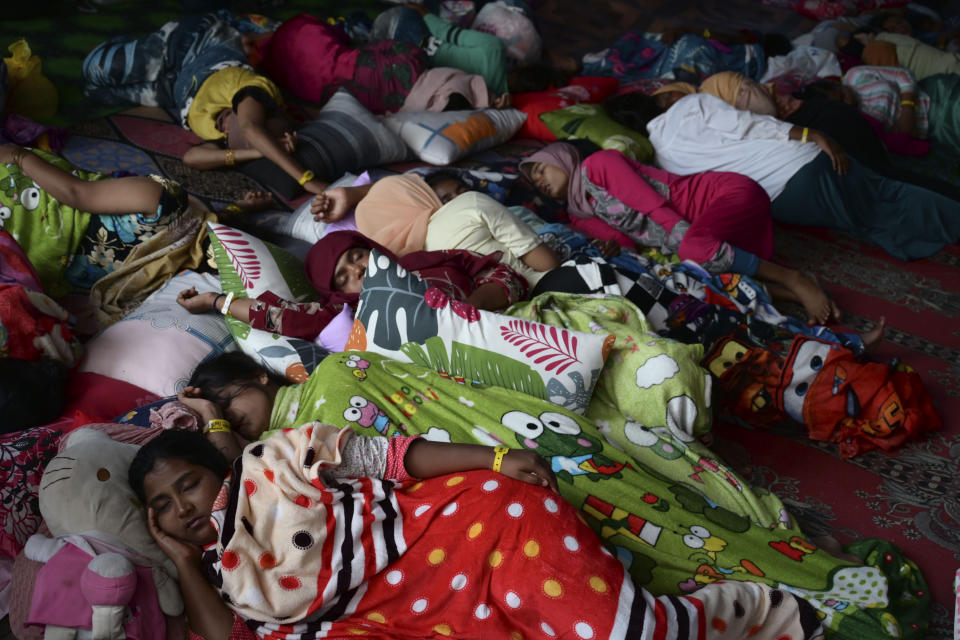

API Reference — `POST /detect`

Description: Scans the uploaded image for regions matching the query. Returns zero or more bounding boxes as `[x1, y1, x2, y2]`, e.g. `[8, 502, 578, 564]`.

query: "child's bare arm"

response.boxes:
[403, 439, 559, 492]
[521, 243, 561, 272]
[4, 144, 165, 215]
[183, 142, 263, 169]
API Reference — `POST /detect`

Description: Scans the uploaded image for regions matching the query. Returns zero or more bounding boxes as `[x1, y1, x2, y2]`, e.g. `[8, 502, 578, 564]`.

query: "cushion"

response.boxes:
[512, 77, 620, 141]
[345, 250, 614, 414]
[208, 222, 328, 382]
[383, 108, 527, 165]
[470, 1, 542, 65]
[239, 88, 410, 199]
[79, 271, 238, 397]
[539, 103, 654, 161]
[0, 425, 62, 558]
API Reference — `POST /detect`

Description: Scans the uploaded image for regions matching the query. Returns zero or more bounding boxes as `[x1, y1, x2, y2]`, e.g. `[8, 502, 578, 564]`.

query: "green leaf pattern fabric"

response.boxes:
[208, 222, 323, 382]
[354, 251, 611, 414]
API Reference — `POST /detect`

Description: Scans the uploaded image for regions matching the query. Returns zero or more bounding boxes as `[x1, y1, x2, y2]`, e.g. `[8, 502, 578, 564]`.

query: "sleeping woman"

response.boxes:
[0, 143, 193, 298]
[132, 425, 823, 640]
[161, 349, 924, 640]
[176, 230, 528, 344]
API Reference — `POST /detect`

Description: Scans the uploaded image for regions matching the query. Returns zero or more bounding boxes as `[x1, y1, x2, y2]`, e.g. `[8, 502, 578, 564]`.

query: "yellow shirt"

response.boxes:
[186, 66, 284, 141]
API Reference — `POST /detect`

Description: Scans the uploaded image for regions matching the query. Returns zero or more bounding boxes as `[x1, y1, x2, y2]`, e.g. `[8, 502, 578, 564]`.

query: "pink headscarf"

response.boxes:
[400, 67, 491, 112]
[354, 174, 444, 256]
[520, 142, 593, 219]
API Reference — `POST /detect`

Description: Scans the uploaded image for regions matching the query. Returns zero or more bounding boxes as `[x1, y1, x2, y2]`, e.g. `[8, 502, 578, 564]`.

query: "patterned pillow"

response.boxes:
[208, 222, 328, 382]
[512, 77, 620, 140]
[239, 88, 410, 198]
[383, 108, 527, 165]
[344, 250, 614, 414]
[0, 425, 62, 558]
[539, 103, 654, 161]
[78, 271, 238, 397]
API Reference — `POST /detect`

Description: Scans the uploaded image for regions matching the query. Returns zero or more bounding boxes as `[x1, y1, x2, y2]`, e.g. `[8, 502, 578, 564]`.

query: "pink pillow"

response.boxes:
[316, 305, 355, 352]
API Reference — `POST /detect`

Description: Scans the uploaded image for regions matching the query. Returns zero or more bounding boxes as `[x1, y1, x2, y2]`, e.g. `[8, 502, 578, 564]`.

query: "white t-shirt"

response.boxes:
[646, 93, 821, 200]
[425, 191, 545, 285]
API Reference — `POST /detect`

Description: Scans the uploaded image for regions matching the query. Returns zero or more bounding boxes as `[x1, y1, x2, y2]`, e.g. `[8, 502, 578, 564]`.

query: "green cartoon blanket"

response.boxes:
[266, 295, 926, 639]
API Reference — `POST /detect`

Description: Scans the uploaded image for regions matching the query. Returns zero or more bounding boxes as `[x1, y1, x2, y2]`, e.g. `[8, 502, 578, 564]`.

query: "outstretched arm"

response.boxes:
[404, 439, 559, 492]
[1, 144, 163, 215]
[235, 96, 328, 194]
[183, 142, 263, 170]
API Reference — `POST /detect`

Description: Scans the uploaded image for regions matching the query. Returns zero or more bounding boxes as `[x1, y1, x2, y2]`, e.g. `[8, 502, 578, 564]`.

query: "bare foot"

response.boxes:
[787, 271, 837, 325]
[811, 535, 863, 565]
[861, 316, 886, 350]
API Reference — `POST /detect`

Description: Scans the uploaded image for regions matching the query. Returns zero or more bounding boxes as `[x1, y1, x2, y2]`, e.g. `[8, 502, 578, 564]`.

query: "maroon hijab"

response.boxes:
[306, 230, 503, 306]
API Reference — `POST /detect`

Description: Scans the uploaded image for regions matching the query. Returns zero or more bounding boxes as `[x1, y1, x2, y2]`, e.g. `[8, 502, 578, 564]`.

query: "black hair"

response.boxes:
[869, 12, 901, 32]
[761, 32, 793, 57]
[507, 64, 572, 94]
[187, 351, 286, 413]
[793, 79, 843, 102]
[838, 28, 873, 58]
[443, 92, 473, 111]
[0, 357, 68, 434]
[128, 429, 230, 505]
[603, 92, 665, 136]
[423, 170, 465, 189]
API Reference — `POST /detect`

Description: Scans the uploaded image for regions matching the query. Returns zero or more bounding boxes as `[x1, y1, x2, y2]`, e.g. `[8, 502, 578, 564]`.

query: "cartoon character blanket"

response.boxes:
[206, 423, 824, 640]
[520, 208, 940, 457]
[269, 351, 928, 639]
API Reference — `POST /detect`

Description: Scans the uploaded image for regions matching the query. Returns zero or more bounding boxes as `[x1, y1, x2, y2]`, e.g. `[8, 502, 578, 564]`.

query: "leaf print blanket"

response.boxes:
[268, 351, 927, 639]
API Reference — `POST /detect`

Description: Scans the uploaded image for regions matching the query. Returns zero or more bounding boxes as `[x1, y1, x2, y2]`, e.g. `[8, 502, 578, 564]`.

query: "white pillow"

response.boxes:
[383, 108, 527, 164]
[208, 223, 327, 382]
[79, 271, 237, 396]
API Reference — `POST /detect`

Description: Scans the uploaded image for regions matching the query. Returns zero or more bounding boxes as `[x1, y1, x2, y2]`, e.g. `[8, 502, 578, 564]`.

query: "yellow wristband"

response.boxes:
[901, 100, 915, 107]
[298, 169, 315, 186]
[702, 28, 711, 38]
[492, 446, 510, 473]
[800, 127, 809, 144]
[204, 419, 232, 434]
[224, 148, 235, 167]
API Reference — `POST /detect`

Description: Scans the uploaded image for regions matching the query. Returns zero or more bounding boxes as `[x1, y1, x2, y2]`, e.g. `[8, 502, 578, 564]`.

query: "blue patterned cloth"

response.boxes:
[582, 31, 766, 82]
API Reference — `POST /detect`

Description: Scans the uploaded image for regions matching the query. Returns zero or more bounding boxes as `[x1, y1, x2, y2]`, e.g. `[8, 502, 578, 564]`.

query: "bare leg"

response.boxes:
[811, 534, 863, 565]
[755, 261, 841, 325]
[861, 316, 886, 350]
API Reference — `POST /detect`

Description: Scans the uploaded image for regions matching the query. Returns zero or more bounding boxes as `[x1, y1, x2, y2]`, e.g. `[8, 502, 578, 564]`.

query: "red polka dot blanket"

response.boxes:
[201, 424, 824, 640]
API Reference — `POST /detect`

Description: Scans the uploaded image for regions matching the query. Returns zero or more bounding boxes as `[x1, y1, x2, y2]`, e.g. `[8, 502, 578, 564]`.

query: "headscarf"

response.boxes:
[697, 71, 743, 105]
[651, 81, 698, 97]
[306, 230, 504, 307]
[354, 174, 443, 256]
[519, 142, 593, 219]
[400, 67, 491, 112]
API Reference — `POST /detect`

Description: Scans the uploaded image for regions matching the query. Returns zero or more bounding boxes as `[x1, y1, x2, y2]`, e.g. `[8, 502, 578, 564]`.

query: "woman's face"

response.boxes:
[430, 178, 468, 204]
[881, 15, 912, 35]
[217, 379, 277, 440]
[333, 247, 371, 294]
[527, 162, 569, 200]
[143, 458, 222, 546]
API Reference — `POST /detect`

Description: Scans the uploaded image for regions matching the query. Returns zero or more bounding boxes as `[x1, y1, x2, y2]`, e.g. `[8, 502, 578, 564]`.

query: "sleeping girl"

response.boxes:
[154, 349, 922, 639]
[131, 421, 824, 639]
